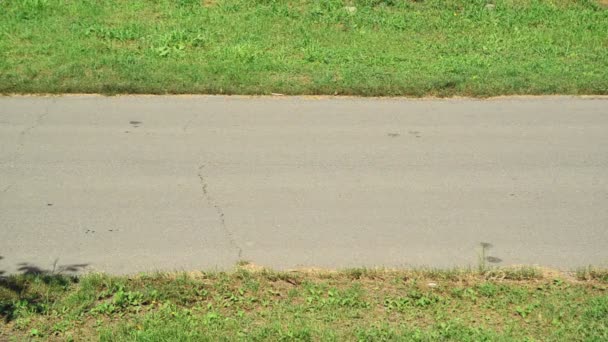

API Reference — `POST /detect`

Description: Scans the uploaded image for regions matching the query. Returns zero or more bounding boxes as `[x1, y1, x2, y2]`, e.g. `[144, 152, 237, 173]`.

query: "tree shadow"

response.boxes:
[0, 256, 89, 322]
[16, 262, 90, 276]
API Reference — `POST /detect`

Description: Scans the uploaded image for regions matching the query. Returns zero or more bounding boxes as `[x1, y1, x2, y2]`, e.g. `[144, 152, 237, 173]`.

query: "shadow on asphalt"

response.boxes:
[15, 262, 89, 276]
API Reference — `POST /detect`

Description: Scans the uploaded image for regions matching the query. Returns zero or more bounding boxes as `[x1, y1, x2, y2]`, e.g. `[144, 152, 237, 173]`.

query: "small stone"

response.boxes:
[344, 6, 357, 14]
[427, 282, 437, 288]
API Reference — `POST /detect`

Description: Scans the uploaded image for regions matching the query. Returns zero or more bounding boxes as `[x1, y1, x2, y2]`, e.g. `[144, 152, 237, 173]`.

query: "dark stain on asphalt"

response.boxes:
[480, 242, 502, 264]
[129, 121, 142, 127]
[47, 203, 53, 206]
[387, 132, 400, 138]
[409, 130, 421, 138]
[85, 229, 95, 234]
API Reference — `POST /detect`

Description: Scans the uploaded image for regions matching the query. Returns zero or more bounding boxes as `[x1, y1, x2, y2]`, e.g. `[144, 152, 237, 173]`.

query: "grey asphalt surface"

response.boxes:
[1, 96, 607, 275]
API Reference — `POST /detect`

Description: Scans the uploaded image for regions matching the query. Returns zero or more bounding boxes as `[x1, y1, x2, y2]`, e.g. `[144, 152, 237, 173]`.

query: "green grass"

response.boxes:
[0, 0, 607, 96]
[1, 267, 607, 341]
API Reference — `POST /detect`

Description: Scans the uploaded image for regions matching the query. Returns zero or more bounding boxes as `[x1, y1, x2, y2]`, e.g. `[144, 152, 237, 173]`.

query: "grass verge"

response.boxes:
[0, 0, 607, 96]
[1, 265, 607, 341]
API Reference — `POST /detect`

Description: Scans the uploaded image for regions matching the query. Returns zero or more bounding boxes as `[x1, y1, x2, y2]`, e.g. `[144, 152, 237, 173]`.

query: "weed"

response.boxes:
[343, 268, 385, 280]
[476, 282, 499, 297]
[29, 328, 41, 337]
[385, 290, 443, 312]
[576, 266, 608, 282]
[515, 304, 537, 318]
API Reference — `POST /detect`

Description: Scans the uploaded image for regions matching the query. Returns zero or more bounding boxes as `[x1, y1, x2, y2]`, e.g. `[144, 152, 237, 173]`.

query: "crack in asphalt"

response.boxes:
[0, 99, 54, 194]
[197, 164, 243, 260]
[1, 184, 14, 194]
[182, 112, 200, 132]
[21, 107, 50, 141]
[2, 99, 53, 166]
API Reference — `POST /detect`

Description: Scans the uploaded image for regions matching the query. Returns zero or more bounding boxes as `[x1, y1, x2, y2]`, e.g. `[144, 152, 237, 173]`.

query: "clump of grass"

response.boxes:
[484, 266, 543, 280]
[343, 267, 388, 280]
[235, 260, 250, 267]
[412, 267, 475, 281]
[0, 0, 607, 96]
[577, 266, 608, 283]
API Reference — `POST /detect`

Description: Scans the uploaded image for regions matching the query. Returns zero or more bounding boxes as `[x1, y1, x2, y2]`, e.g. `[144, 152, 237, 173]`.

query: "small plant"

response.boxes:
[326, 286, 370, 308]
[282, 327, 312, 340]
[52, 321, 70, 334]
[29, 328, 41, 337]
[476, 282, 498, 297]
[90, 302, 116, 315]
[384, 296, 411, 312]
[343, 268, 383, 280]
[150, 29, 207, 58]
[85, 25, 141, 41]
[91, 289, 144, 315]
[112, 289, 143, 308]
[515, 304, 538, 318]
[385, 290, 442, 311]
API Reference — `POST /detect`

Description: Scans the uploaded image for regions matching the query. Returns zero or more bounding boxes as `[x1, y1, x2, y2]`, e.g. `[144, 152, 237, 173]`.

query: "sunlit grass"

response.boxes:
[0, 0, 606, 96]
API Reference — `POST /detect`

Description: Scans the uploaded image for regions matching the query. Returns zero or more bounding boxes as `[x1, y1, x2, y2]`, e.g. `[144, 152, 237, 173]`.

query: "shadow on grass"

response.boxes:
[0, 256, 88, 322]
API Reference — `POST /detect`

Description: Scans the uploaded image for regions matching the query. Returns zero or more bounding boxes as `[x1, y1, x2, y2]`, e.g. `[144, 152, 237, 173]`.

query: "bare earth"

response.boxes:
[0, 96, 607, 274]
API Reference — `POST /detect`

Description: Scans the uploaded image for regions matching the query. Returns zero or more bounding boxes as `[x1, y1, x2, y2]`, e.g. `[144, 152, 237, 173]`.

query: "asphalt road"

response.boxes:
[1, 96, 607, 275]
